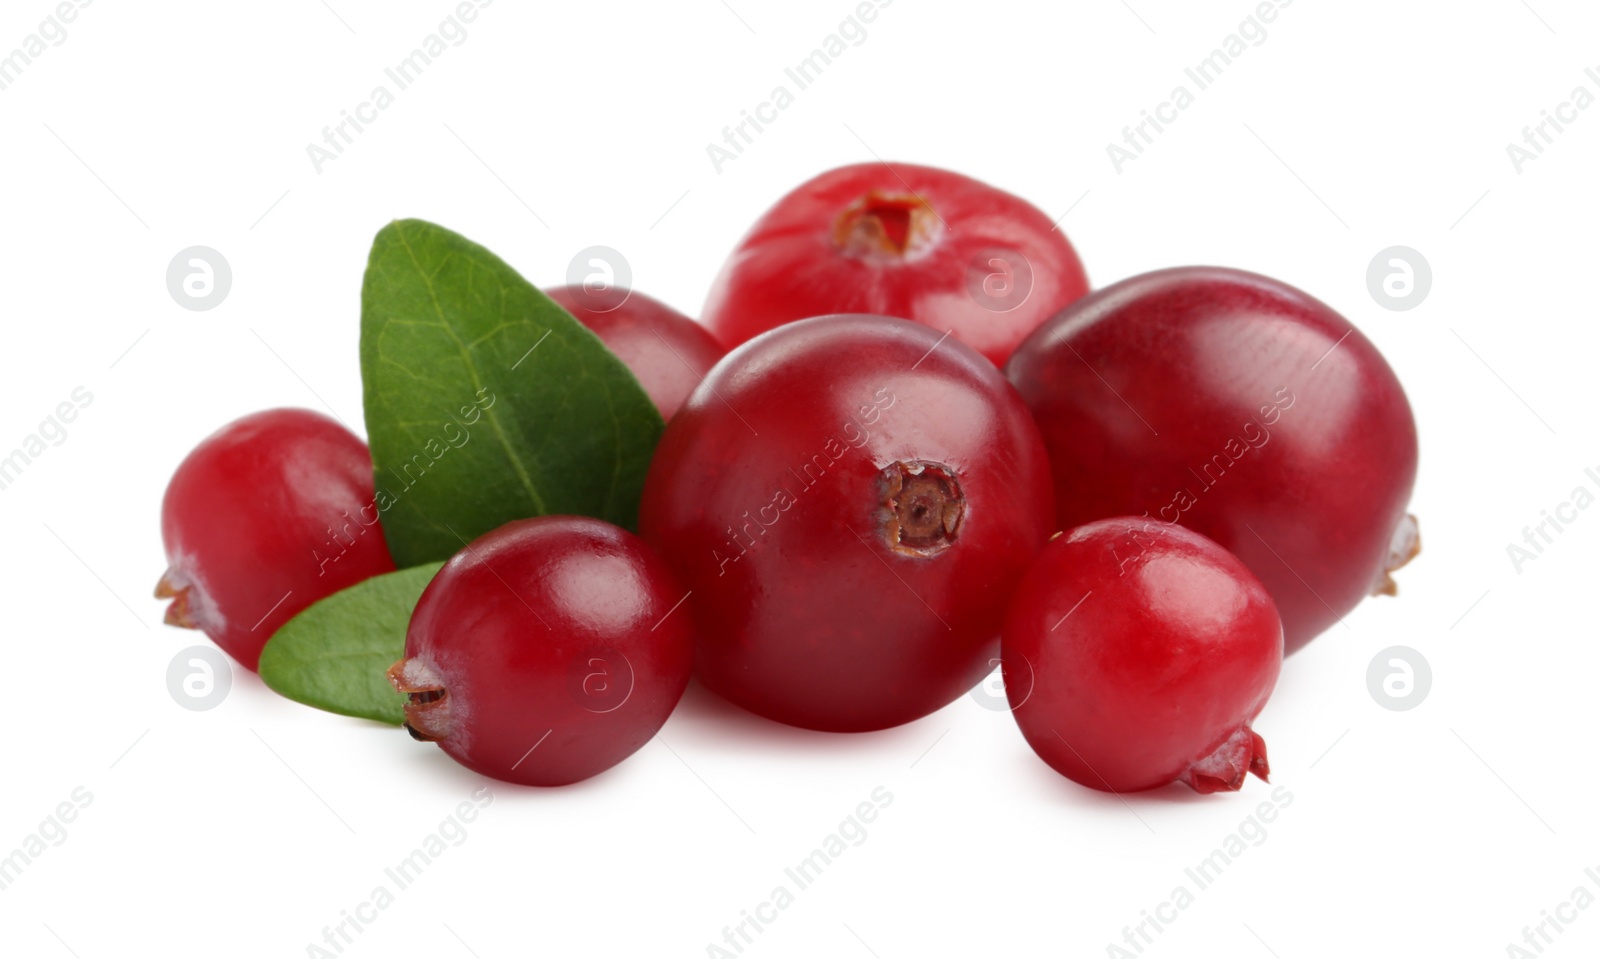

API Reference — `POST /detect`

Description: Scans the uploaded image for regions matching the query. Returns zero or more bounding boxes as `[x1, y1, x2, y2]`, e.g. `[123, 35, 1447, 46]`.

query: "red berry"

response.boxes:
[157, 409, 395, 671]
[701, 162, 1090, 366]
[639, 314, 1055, 732]
[1006, 267, 1419, 653]
[545, 285, 725, 419]
[390, 516, 693, 786]
[1003, 518, 1283, 794]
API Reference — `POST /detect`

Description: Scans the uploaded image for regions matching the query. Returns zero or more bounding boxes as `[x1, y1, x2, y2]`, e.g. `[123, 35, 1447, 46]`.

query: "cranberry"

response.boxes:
[701, 162, 1090, 366]
[157, 409, 395, 671]
[390, 516, 693, 786]
[545, 285, 725, 419]
[1005, 266, 1419, 653]
[1003, 518, 1282, 793]
[639, 314, 1055, 732]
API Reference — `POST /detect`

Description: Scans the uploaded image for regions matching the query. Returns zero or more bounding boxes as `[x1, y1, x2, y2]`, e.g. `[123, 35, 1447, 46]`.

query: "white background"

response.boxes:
[2, 0, 1595, 956]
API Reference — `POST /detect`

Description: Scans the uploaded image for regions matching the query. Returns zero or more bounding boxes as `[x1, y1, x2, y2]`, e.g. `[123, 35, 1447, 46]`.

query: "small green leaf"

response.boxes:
[259, 563, 444, 725]
[361, 219, 664, 567]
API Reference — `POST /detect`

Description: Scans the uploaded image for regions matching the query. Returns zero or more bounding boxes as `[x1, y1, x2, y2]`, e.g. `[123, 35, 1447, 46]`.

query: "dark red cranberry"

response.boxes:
[157, 408, 396, 671]
[391, 516, 694, 786]
[546, 286, 725, 419]
[639, 314, 1055, 732]
[1005, 266, 1419, 653]
[701, 162, 1090, 366]
[1003, 518, 1282, 793]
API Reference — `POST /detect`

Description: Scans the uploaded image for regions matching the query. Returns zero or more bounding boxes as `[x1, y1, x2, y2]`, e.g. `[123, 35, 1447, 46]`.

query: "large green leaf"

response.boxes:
[360, 219, 663, 566]
[258, 563, 445, 725]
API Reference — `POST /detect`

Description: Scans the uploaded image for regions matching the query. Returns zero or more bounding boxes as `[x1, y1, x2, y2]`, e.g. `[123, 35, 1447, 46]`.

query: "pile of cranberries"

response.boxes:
[157, 161, 1419, 793]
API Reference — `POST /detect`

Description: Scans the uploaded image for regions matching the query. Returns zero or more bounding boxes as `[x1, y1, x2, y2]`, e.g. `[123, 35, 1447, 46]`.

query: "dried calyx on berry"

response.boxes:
[387, 658, 450, 742]
[833, 192, 943, 262]
[881, 461, 965, 556]
[1184, 727, 1271, 795]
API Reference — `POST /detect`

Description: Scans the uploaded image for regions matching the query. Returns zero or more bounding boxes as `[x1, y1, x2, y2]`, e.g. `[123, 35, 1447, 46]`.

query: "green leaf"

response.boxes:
[259, 563, 444, 725]
[360, 219, 664, 567]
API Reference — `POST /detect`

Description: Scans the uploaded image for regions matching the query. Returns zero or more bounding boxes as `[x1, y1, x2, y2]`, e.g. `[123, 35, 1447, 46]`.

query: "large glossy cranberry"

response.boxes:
[1004, 518, 1283, 794]
[701, 162, 1090, 366]
[639, 314, 1055, 732]
[157, 408, 396, 671]
[391, 516, 693, 786]
[1006, 267, 1419, 653]
[545, 285, 724, 419]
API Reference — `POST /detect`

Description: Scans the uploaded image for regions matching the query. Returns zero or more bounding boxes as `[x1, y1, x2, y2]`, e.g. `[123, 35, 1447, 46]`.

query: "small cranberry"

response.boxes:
[1006, 266, 1420, 653]
[1003, 518, 1283, 794]
[157, 408, 396, 671]
[701, 162, 1090, 366]
[391, 516, 693, 786]
[545, 286, 725, 419]
[639, 314, 1055, 732]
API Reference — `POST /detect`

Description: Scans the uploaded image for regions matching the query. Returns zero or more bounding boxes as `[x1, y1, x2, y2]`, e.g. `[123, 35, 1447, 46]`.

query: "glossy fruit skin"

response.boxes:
[1005, 267, 1419, 654]
[158, 409, 396, 672]
[392, 516, 693, 787]
[545, 285, 725, 419]
[701, 162, 1090, 366]
[1003, 518, 1283, 794]
[639, 314, 1055, 732]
